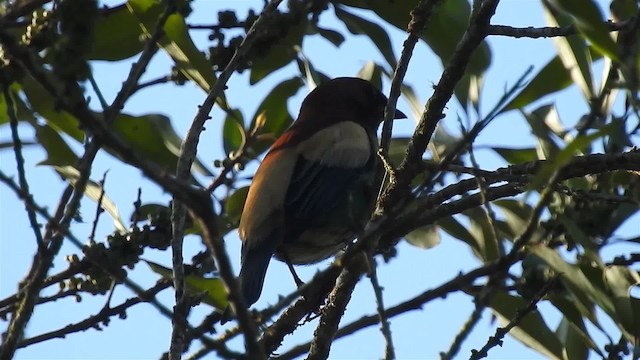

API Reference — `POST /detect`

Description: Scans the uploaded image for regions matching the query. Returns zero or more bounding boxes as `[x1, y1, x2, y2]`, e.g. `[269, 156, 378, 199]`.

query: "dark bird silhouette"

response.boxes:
[237, 77, 406, 307]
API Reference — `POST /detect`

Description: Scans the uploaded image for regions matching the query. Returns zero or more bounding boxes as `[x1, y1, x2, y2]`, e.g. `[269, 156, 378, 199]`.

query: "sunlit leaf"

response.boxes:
[551, 0, 619, 61]
[128, 0, 228, 109]
[357, 61, 383, 90]
[543, 2, 594, 99]
[54, 166, 127, 234]
[405, 224, 441, 249]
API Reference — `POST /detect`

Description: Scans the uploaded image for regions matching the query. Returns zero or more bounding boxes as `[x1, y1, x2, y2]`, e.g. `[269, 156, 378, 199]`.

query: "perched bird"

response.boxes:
[237, 77, 406, 307]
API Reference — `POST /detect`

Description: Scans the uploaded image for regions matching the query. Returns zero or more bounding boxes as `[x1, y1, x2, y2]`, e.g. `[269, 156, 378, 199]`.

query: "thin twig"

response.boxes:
[2, 80, 44, 248]
[487, 21, 628, 39]
[171, 1, 282, 359]
[273, 262, 501, 360]
[440, 304, 485, 360]
[368, 257, 395, 360]
[469, 275, 561, 360]
[88, 171, 109, 242]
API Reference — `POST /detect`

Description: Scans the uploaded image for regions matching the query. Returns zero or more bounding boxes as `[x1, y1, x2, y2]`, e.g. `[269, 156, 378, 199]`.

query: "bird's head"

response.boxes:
[296, 77, 407, 130]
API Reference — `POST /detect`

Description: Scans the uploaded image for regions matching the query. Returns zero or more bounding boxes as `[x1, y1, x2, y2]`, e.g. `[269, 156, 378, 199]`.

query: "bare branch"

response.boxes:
[170, 1, 283, 358]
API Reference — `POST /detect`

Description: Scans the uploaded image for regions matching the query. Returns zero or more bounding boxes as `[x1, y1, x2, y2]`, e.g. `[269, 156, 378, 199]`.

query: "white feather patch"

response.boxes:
[297, 121, 371, 168]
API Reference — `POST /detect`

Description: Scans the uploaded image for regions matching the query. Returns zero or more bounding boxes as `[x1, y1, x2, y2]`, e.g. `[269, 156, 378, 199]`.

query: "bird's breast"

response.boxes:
[297, 121, 373, 168]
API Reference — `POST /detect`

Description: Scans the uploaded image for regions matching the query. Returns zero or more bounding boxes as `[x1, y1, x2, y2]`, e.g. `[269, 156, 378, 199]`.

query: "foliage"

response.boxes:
[0, 0, 639, 359]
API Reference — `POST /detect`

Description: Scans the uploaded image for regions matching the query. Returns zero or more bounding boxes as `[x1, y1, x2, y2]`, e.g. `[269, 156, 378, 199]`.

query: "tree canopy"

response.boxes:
[0, 0, 639, 359]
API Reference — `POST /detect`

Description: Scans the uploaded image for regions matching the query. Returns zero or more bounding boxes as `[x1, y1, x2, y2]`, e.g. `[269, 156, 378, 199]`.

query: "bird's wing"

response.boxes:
[238, 148, 297, 247]
[286, 121, 373, 218]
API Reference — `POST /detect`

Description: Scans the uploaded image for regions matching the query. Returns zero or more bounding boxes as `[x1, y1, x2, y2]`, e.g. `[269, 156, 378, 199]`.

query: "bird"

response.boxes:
[236, 77, 406, 308]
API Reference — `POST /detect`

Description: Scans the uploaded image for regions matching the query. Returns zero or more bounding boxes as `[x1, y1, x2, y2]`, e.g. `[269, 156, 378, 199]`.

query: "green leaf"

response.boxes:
[494, 200, 534, 239]
[493, 147, 539, 164]
[89, 5, 144, 61]
[557, 215, 598, 251]
[224, 186, 249, 226]
[437, 215, 480, 255]
[489, 291, 564, 360]
[503, 50, 604, 111]
[555, 317, 589, 360]
[54, 166, 127, 234]
[405, 224, 441, 249]
[222, 109, 246, 157]
[248, 78, 302, 155]
[0, 83, 36, 125]
[144, 260, 228, 310]
[551, 0, 619, 61]
[604, 266, 640, 339]
[543, 2, 594, 99]
[34, 124, 79, 167]
[529, 122, 616, 190]
[111, 113, 212, 176]
[465, 207, 500, 262]
[531, 246, 616, 321]
[127, 0, 228, 108]
[21, 75, 84, 142]
[337, 0, 490, 109]
[334, 6, 397, 68]
[249, 21, 307, 84]
[521, 104, 562, 161]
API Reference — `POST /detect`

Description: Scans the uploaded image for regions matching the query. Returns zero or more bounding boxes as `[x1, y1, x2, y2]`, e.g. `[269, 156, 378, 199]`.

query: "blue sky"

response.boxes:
[1, 0, 637, 359]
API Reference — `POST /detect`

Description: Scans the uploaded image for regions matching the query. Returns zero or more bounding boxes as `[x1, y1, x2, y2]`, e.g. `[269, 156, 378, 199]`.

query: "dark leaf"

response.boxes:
[145, 260, 228, 310]
[89, 5, 144, 61]
[34, 124, 79, 167]
[334, 6, 397, 68]
[489, 291, 564, 359]
[224, 186, 249, 226]
[223, 109, 246, 157]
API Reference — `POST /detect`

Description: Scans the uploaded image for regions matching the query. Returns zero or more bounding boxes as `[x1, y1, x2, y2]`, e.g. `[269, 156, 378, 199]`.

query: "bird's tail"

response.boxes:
[238, 237, 277, 307]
